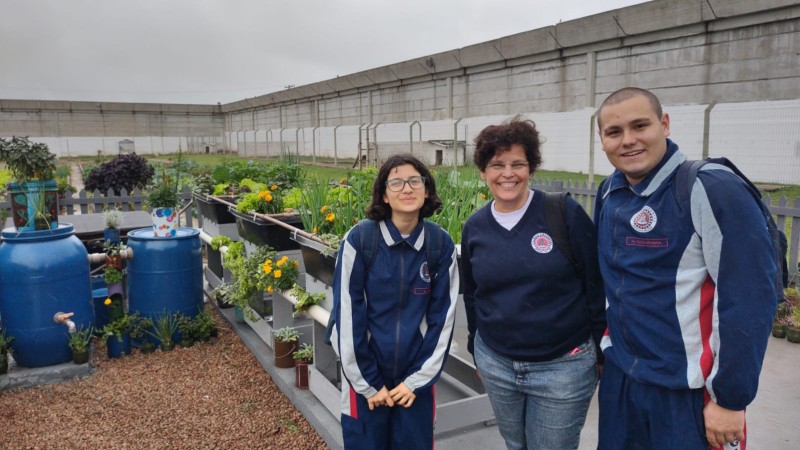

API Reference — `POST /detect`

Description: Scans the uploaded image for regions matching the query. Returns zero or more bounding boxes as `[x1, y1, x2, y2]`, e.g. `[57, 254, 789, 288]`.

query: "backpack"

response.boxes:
[674, 157, 789, 304]
[542, 191, 581, 280]
[323, 219, 445, 345]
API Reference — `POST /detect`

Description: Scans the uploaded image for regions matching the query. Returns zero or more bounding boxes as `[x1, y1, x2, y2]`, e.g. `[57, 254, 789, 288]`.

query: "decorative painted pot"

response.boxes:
[772, 323, 788, 339]
[7, 180, 59, 231]
[151, 207, 179, 237]
[787, 327, 800, 343]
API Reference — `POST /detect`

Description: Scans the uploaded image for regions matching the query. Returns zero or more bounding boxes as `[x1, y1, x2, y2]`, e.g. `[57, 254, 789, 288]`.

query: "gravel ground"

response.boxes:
[0, 308, 329, 449]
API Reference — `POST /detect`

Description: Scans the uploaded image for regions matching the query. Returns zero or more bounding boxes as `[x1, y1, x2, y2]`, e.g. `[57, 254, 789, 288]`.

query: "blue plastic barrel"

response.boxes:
[126, 228, 203, 323]
[0, 224, 94, 367]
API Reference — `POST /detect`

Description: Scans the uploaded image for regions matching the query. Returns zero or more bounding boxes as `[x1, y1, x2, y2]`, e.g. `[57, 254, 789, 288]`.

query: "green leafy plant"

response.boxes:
[210, 235, 233, 251]
[192, 307, 217, 342]
[428, 169, 491, 244]
[175, 313, 195, 346]
[0, 136, 57, 182]
[67, 326, 94, 353]
[147, 312, 179, 347]
[103, 208, 124, 229]
[291, 284, 325, 317]
[98, 312, 138, 346]
[236, 185, 288, 215]
[255, 252, 301, 294]
[0, 328, 14, 355]
[273, 326, 300, 343]
[293, 343, 314, 363]
[104, 266, 124, 285]
[146, 150, 183, 209]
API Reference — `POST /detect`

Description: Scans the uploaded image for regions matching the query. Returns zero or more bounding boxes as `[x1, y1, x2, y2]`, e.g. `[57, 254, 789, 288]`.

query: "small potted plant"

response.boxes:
[104, 241, 124, 270]
[273, 326, 300, 368]
[99, 313, 137, 359]
[773, 301, 790, 338]
[104, 266, 125, 298]
[212, 283, 234, 309]
[147, 312, 179, 352]
[0, 136, 59, 231]
[293, 343, 314, 389]
[146, 153, 183, 237]
[192, 308, 217, 343]
[103, 208, 124, 243]
[175, 313, 195, 348]
[67, 325, 94, 364]
[0, 328, 14, 374]
[130, 316, 156, 354]
[787, 300, 800, 344]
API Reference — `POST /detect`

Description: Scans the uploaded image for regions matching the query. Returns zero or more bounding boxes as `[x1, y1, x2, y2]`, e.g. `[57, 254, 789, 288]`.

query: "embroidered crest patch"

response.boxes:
[419, 261, 431, 283]
[531, 232, 554, 254]
[630, 206, 657, 233]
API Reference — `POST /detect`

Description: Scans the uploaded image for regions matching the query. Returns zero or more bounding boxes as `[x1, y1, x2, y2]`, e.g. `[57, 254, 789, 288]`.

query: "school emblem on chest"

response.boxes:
[531, 232, 553, 254]
[630, 206, 657, 233]
[419, 261, 431, 283]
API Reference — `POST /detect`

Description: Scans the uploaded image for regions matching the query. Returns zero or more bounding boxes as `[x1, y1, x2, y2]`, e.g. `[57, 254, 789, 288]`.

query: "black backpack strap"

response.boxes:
[543, 191, 580, 278]
[423, 221, 443, 280]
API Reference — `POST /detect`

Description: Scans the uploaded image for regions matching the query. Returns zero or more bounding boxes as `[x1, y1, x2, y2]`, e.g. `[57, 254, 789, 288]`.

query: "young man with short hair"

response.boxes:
[593, 87, 777, 449]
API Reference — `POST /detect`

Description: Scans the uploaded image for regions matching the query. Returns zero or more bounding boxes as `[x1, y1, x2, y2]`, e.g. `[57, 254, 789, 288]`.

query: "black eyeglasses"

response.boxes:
[386, 176, 426, 192]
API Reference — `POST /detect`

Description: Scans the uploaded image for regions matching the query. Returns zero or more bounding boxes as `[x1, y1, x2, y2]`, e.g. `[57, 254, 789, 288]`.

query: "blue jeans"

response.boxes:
[475, 332, 598, 450]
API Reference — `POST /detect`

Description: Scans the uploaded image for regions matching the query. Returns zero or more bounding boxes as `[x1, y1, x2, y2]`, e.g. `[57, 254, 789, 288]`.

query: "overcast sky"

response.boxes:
[0, 0, 647, 105]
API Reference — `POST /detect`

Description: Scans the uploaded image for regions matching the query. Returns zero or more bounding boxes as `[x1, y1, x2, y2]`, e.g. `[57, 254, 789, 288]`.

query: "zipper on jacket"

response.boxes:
[393, 247, 405, 380]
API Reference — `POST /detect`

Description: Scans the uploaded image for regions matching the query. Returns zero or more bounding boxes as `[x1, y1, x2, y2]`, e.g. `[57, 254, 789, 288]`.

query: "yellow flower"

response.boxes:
[313, 226, 318, 234]
[325, 212, 335, 222]
[258, 190, 269, 199]
[270, 184, 278, 191]
[264, 193, 273, 202]
[480, 193, 487, 199]
[263, 262, 272, 275]
[339, 177, 348, 184]
[320, 205, 329, 214]
[280, 255, 288, 263]
[267, 286, 274, 293]
[292, 261, 300, 268]
[274, 270, 282, 278]
[104, 298, 112, 306]
[276, 259, 285, 267]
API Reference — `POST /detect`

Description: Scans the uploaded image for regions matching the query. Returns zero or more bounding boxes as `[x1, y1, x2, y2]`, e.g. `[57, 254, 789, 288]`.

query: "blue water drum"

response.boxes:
[0, 224, 94, 367]
[126, 228, 203, 323]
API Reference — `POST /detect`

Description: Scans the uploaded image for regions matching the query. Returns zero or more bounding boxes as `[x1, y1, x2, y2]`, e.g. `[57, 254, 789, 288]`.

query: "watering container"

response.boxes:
[0, 224, 94, 367]
[126, 228, 203, 322]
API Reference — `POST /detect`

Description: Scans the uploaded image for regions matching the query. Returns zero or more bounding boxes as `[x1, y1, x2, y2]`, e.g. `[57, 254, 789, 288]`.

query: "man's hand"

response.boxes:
[367, 386, 395, 411]
[703, 400, 745, 448]
[389, 383, 416, 408]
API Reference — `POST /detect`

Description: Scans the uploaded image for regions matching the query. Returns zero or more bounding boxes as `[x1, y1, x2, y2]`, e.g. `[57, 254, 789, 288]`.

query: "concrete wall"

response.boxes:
[0, 100, 224, 156]
[222, 0, 800, 125]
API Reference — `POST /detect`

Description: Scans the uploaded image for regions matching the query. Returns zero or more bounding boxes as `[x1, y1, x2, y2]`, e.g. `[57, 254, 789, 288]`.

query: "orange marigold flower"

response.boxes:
[325, 212, 335, 222]
[270, 184, 278, 191]
[339, 177, 348, 184]
[313, 226, 318, 234]
[274, 270, 282, 278]
[480, 193, 487, 199]
[267, 286, 274, 293]
[104, 298, 112, 306]
[292, 260, 300, 268]
[320, 205, 329, 214]
[276, 259, 285, 267]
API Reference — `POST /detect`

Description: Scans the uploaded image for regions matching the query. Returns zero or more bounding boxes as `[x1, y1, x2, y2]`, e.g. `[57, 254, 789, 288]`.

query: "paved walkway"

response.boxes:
[221, 299, 800, 449]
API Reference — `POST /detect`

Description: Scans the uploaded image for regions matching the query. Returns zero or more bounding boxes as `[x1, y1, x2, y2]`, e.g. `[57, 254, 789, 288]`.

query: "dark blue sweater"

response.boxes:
[461, 190, 606, 362]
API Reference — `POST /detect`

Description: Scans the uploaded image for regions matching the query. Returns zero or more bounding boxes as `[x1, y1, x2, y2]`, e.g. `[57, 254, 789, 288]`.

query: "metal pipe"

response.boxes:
[409, 120, 420, 154]
[702, 101, 718, 159]
[453, 118, 463, 167]
[266, 129, 273, 158]
[333, 124, 340, 166]
[589, 108, 598, 185]
[312, 126, 319, 164]
[54, 312, 76, 333]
